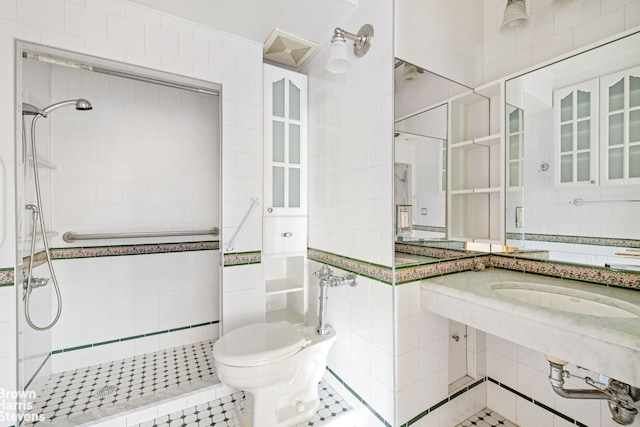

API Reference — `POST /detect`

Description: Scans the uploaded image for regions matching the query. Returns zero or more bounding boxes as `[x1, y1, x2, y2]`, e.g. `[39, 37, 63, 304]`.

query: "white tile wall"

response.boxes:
[483, 0, 640, 83]
[485, 334, 635, 427]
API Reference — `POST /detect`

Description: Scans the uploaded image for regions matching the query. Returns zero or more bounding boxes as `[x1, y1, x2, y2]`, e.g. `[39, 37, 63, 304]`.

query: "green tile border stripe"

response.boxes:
[487, 377, 589, 427]
[326, 366, 392, 427]
[51, 320, 219, 355]
[308, 248, 393, 284]
[403, 377, 486, 426]
[0, 267, 14, 287]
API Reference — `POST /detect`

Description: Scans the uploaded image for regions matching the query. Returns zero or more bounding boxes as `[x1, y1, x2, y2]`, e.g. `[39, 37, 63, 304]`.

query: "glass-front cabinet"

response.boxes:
[553, 80, 598, 186]
[600, 66, 640, 184]
[262, 64, 308, 325]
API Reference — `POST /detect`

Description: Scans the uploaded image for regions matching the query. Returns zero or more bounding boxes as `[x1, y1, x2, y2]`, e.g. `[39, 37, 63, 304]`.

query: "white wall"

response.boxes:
[483, 0, 640, 83]
[486, 334, 628, 427]
[395, 0, 485, 88]
[303, 0, 395, 424]
[0, 1, 262, 424]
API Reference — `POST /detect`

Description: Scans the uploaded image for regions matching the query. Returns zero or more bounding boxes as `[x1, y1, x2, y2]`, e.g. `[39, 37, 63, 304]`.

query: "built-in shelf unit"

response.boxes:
[263, 63, 308, 325]
[447, 81, 504, 244]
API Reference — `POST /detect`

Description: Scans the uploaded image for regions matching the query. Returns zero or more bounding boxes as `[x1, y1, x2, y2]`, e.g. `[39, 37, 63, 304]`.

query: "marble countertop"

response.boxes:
[420, 268, 640, 387]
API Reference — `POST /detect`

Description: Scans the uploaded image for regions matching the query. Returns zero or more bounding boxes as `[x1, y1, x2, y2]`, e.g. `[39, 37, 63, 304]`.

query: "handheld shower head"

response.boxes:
[41, 99, 92, 116]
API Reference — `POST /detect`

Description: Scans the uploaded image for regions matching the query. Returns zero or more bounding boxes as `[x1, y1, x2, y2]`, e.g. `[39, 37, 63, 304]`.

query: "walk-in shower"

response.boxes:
[22, 99, 92, 331]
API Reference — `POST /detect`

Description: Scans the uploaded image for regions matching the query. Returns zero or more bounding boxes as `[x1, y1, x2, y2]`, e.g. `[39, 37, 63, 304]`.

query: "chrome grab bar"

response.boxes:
[63, 227, 219, 243]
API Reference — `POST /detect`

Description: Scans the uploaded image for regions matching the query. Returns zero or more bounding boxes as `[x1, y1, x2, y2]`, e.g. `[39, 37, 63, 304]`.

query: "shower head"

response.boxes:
[41, 99, 92, 116]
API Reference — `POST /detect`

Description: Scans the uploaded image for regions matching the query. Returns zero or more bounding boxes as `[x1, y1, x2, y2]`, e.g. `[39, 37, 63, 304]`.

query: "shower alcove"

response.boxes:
[16, 43, 223, 425]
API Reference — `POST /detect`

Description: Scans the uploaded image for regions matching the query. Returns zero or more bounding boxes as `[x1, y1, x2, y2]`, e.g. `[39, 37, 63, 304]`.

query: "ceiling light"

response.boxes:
[500, 0, 529, 33]
[325, 24, 374, 74]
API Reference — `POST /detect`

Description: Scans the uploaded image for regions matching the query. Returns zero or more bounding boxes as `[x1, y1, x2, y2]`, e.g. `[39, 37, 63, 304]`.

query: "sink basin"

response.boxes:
[491, 282, 640, 319]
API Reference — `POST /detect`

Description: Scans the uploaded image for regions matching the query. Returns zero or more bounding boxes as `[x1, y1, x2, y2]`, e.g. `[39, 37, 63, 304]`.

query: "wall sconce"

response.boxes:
[500, 0, 529, 33]
[325, 24, 374, 74]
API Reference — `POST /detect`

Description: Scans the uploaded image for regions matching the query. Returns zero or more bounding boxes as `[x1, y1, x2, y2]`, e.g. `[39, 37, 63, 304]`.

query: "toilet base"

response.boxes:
[244, 385, 321, 427]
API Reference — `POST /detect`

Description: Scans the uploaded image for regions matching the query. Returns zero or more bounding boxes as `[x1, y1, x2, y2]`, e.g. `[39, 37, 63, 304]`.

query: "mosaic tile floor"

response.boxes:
[26, 340, 218, 426]
[132, 379, 353, 427]
[457, 408, 518, 427]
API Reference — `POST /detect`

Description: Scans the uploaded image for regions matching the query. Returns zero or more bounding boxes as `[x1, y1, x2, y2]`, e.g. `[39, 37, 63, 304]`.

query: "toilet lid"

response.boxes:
[213, 321, 307, 367]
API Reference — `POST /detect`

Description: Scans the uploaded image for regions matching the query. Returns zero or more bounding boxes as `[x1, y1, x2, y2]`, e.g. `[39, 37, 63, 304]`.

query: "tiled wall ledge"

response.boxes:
[490, 254, 640, 290]
[308, 249, 640, 290]
[308, 248, 394, 284]
[395, 242, 475, 259]
[506, 232, 640, 249]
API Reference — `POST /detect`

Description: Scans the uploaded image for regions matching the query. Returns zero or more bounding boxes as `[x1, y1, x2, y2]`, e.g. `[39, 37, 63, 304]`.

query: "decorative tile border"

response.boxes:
[506, 232, 640, 249]
[0, 267, 14, 287]
[51, 240, 219, 259]
[487, 377, 589, 427]
[395, 255, 490, 284]
[491, 254, 640, 290]
[51, 320, 219, 355]
[223, 251, 261, 266]
[395, 242, 475, 260]
[308, 248, 393, 284]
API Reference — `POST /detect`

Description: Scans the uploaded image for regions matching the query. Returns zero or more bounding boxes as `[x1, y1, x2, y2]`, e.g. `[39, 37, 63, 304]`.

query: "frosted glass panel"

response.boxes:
[273, 121, 285, 162]
[630, 146, 640, 178]
[630, 110, 640, 142]
[609, 79, 624, 112]
[561, 124, 573, 152]
[560, 93, 572, 121]
[509, 162, 520, 187]
[289, 124, 300, 164]
[609, 113, 624, 146]
[577, 120, 590, 150]
[289, 81, 300, 121]
[509, 109, 519, 128]
[576, 152, 590, 181]
[273, 166, 285, 207]
[609, 147, 624, 179]
[630, 76, 640, 108]
[289, 168, 300, 207]
[560, 155, 573, 183]
[509, 135, 520, 160]
[273, 78, 285, 117]
[577, 90, 590, 119]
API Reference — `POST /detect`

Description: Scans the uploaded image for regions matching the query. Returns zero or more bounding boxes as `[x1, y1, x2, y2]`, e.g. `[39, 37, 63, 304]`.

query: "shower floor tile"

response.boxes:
[132, 378, 353, 427]
[457, 408, 518, 427]
[26, 340, 219, 426]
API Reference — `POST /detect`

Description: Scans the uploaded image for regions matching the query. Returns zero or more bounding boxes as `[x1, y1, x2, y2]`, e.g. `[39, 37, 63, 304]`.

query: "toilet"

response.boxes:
[212, 321, 337, 427]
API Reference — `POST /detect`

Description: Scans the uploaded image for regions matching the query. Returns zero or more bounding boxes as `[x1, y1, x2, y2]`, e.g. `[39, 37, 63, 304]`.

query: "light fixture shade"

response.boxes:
[500, 0, 529, 32]
[326, 39, 350, 73]
[402, 64, 419, 82]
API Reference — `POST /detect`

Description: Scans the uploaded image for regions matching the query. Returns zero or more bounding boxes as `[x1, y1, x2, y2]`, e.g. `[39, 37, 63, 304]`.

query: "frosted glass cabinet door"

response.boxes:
[600, 66, 640, 184]
[553, 79, 598, 187]
[263, 64, 308, 215]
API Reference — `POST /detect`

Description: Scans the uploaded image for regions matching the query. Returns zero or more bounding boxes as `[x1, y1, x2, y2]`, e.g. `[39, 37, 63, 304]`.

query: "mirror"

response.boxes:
[504, 31, 640, 271]
[394, 60, 478, 262]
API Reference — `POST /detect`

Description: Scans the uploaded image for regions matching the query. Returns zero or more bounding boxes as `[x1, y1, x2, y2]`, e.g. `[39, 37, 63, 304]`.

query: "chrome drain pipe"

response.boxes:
[315, 265, 356, 335]
[547, 357, 640, 425]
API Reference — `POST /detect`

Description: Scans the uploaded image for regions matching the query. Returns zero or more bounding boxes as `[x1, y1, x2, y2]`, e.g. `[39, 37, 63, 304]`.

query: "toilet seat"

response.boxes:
[213, 321, 307, 367]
